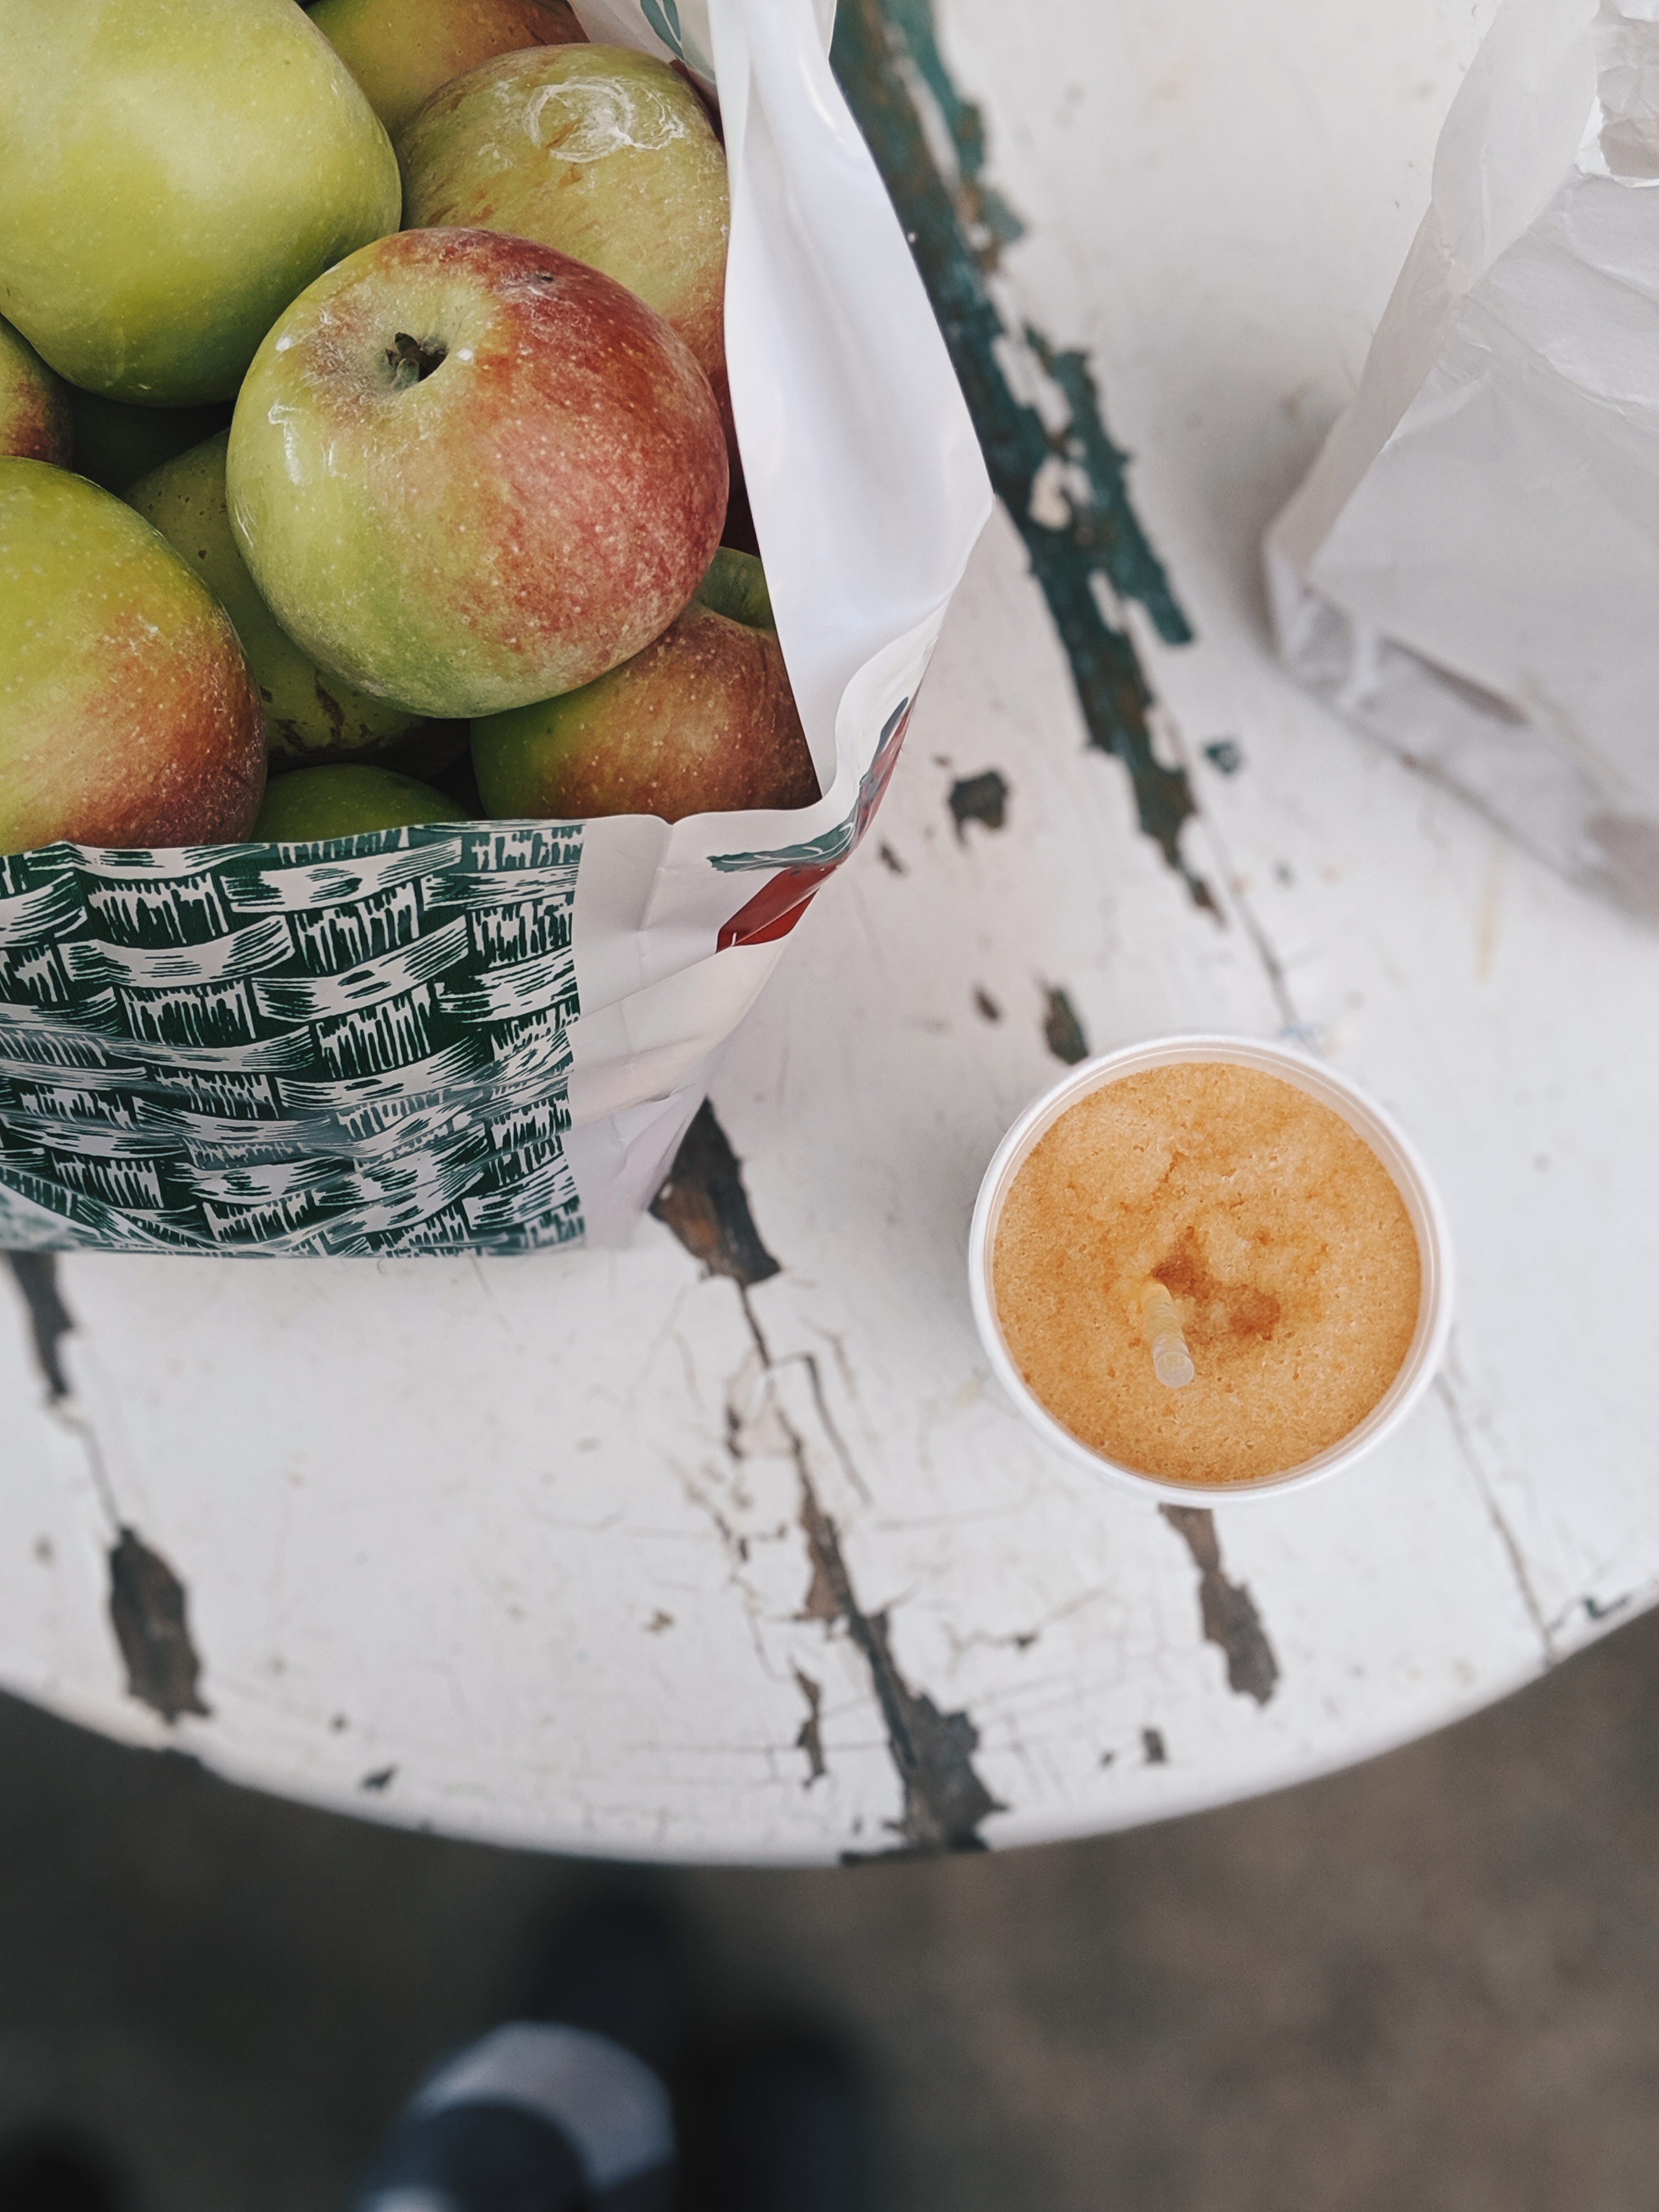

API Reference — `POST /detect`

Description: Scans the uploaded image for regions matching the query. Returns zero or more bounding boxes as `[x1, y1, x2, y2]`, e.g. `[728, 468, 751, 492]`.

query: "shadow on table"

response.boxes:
[2, 1602, 1658, 2212]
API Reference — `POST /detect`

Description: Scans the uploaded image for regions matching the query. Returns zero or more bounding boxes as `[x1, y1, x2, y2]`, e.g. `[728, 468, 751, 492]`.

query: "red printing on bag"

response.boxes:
[716, 861, 838, 949]
[714, 699, 914, 952]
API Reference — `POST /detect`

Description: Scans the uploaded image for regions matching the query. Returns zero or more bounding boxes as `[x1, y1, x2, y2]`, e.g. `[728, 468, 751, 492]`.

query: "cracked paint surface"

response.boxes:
[797, 1471, 1004, 1856]
[652, 1101, 1006, 1853]
[7, 1253, 211, 1727]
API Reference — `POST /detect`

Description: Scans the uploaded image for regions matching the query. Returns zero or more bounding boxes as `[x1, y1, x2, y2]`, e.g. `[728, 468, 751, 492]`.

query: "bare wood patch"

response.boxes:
[108, 1528, 210, 1724]
[1160, 1504, 1281, 1705]
[794, 1667, 827, 1786]
[5, 1252, 74, 1401]
[650, 1099, 781, 1287]
[949, 769, 1009, 840]
[1042, 986, 1090, 1065]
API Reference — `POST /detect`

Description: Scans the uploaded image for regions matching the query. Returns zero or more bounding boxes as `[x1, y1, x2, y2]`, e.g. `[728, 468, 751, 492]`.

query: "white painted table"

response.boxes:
[7, 0, 1657, 1862]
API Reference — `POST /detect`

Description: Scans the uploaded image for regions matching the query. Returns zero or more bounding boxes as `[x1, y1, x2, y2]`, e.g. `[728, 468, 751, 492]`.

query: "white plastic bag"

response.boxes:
[1267, 0, 1659, 921]
[0, 0, 991, 1256]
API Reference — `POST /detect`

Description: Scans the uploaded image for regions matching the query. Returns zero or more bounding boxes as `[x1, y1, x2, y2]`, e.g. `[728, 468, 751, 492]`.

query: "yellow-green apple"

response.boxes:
[697, 546, 776, 629]
[471, 550, 819, 822]
[0, 461, 265, 851]
[311, 0, 586, 148]
[67, 389, 233, 497]
[0, 316, 70, 466]
[227, 228, 728, 720]
[0, 0, 400, 405]
[253, 765, 460, 840]
[402, 46, 732, 445]
[128, 432, 425, 766]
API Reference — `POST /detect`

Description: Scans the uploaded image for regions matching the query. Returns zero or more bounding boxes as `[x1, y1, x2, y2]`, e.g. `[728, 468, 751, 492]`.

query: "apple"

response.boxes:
[471, 549, 820, 822]
[0, 461, 265, 852]
[227, 227, 729, 720]
[0, 0, 400, 405]
[0, 315, 70, 466]
[66, 389, 233, 498]
[128, 432, 425, 766]
[697, 545, 778, 630]
[310, 0, 587, 147]
[402, 45, 732, 444]
[252, 765, 459, 840]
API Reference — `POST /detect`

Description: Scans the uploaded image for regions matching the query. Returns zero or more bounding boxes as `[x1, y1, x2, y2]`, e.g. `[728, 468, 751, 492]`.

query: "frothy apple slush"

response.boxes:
[990, 1062, 1420, 1487]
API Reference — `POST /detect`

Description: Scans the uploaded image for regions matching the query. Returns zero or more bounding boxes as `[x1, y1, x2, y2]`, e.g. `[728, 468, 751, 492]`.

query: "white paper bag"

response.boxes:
[0, 0, 991, 1257]
[1267, 0, 1659, 921]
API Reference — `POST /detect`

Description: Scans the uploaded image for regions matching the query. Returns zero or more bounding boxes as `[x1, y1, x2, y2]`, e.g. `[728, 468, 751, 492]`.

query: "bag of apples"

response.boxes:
[0, 0, 990, 1255]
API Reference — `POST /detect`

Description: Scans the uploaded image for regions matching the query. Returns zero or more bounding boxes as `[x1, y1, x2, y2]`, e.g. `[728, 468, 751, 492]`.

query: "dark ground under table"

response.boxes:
[1, 1600, 1656, 2212]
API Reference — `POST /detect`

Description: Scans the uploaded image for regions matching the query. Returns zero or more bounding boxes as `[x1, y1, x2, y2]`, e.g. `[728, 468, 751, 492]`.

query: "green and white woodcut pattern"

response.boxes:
[0, 823, 585, 1256]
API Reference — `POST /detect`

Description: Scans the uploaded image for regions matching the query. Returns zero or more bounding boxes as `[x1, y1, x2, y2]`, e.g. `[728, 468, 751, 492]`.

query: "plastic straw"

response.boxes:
[1141, 1281, 1194, 1389]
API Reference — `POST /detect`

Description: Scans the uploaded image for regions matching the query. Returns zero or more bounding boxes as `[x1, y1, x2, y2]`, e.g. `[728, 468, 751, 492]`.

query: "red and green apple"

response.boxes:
[128, 432, 426, 766]
[0, 461, 266, 851]
[226, 227, 729, 721]
[471, 550, 819, 822]
[311, 0, 588, 146]
[401, 45, 733, 445]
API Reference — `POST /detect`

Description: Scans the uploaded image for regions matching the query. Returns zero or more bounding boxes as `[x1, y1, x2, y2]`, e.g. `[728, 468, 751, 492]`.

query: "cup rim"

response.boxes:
[966, 1033, 1455, 1505]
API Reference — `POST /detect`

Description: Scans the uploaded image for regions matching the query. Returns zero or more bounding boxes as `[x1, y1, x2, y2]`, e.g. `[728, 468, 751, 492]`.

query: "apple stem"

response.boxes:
[386, 332, 447, 390]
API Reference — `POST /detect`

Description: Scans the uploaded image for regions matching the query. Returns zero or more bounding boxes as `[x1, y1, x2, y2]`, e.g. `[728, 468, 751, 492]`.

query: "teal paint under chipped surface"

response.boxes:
[833, 0, 1209, 902]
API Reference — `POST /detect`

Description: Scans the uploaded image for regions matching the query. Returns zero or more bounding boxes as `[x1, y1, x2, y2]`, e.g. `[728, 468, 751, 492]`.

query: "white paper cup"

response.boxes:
[967, 1035, 1454, 1504]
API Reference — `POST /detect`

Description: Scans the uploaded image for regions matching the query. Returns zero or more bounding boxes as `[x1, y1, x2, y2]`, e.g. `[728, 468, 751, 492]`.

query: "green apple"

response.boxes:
[471, 550, 820, 823]
[227, 227, 728, 719]
[0, 0, 400, 405]
[66, 388, 233, 497]
[402, 45, 732, 442]
[252, 765, 460, 840]
[0, 315, 70, 466]
[128, 431, 424, 766]
[311, 0, 586, 146]
[698, 546, 777, 630]
[0, 460, 266, 852]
